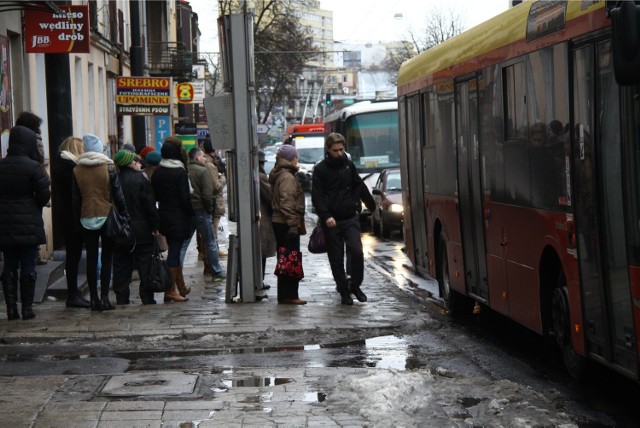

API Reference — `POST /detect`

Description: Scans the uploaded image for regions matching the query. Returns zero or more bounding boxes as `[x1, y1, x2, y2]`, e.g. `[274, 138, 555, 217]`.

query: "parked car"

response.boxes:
[371, 168, 403, 238]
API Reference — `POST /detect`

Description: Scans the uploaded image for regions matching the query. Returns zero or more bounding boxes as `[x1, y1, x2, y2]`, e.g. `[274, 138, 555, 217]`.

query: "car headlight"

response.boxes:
[389, 204, 403, 213]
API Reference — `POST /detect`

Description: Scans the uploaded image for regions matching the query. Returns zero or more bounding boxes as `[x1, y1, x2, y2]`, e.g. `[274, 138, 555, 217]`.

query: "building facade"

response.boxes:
[0, 0, 202, 255]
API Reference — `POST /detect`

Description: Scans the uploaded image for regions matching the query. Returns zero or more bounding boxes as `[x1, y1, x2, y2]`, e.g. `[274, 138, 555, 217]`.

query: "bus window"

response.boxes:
[479, 64, 504, 200]
[346, 110, 399, 170]
[502, 62, 529, 204]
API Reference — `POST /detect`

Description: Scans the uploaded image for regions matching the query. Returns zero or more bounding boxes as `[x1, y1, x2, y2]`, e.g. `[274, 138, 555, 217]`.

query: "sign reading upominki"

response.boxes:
[25, 5, 90, 54]
[116, 77, 172, 116]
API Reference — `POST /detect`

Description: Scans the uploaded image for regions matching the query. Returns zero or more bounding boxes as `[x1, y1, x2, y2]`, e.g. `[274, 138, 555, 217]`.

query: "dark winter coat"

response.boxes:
[259, 167, 276, 258]
[151, 161, 193, 240]
[269, 157, 305, 229]
[0, 126, 51, 247]
[51, 151, 80, 236]
[118, 166, 158, 245]
[312, 152, 375, 222]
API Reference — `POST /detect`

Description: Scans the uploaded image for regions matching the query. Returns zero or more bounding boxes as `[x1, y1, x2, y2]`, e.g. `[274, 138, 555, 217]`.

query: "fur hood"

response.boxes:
[77, 151, 114, 166]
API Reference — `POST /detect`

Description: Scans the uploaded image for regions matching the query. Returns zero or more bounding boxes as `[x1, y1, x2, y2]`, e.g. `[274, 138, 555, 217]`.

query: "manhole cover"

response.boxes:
[101, 372, 198, 396]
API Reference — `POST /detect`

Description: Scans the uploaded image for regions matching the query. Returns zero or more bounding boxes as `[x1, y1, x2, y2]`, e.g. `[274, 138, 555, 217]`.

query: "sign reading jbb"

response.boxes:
[25, 5, 90, 53]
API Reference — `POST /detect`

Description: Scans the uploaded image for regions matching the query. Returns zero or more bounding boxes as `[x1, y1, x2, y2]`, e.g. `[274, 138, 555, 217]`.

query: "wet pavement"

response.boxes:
[0, 212, 611, 427]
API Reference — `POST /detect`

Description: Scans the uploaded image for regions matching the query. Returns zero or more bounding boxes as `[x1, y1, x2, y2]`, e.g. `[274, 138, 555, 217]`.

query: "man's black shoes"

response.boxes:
[340, 290, 353, 305]
[351, 285, 367, 303]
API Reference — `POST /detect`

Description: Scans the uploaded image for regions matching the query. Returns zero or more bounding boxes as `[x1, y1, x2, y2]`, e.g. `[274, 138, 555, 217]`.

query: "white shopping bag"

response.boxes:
[218, 216, 229, 240]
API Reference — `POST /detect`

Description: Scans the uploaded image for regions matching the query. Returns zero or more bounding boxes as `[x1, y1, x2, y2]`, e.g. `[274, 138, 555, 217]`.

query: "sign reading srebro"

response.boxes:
[116, 77, 172, 116]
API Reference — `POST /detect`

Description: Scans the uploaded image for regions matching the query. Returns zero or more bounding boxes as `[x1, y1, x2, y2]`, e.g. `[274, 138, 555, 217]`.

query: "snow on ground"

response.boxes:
[327, 368, 579, 427]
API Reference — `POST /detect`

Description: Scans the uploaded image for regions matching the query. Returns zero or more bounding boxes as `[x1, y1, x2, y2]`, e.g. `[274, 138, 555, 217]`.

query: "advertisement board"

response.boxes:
[116, 77, 172, 116]
[175, 81, 205, 104]
[25, 5, 90, 54]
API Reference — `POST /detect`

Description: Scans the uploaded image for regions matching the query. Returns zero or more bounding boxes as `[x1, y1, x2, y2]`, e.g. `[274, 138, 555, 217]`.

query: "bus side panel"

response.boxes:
[628, 266, 640, 364]
[567, 274, 586, 357]
[401, 187, 416, 267]
[491, 205, 566, 332]
[427, 194, 465, 293]
[484, 201, 509, 316]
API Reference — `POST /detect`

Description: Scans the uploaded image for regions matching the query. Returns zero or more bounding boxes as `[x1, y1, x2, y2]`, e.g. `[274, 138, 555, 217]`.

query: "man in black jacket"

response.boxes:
[312, 133, 375, 305]
[111, 150, 159, 304]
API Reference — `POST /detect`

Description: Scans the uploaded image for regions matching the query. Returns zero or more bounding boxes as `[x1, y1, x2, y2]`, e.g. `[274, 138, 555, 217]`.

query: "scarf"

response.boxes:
[160, 158, 185, 169]
[77, 151, 114, 166]
[60, 150, 78, 164]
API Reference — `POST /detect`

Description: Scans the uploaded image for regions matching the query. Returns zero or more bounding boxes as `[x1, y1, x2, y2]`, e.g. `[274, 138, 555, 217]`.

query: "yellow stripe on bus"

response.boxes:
[397, 0, 606, 91]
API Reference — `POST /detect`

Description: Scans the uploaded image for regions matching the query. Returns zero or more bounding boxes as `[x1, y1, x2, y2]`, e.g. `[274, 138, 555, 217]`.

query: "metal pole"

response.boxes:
[312, 83, 323, 120]
[228, 14, 261, 302]
[130, 0, 146, 150]
[301, 86, 312, 123]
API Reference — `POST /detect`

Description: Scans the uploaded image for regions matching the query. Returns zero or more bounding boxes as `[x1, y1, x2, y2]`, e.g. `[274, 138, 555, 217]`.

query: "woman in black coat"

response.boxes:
[0, 126, 51, 320]
[111, 150, 159, 305]
[151, 137, 192, 303]
[51, 136, 90, 308]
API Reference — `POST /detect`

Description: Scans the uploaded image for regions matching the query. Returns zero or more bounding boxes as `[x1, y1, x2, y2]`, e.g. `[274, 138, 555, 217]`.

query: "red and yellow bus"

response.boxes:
[397, 0, 640, 381]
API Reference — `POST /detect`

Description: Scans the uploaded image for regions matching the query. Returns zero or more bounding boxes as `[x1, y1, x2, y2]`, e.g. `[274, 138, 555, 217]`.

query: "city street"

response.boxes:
[0, 209, 637, 427]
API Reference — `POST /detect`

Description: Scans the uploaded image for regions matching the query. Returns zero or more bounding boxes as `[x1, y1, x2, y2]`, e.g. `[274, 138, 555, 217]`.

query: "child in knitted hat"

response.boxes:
[277, 144, 298, 162]
[143, 151, 161, 179]
[113, 149, 136, 168]
[139, 146, 155, 159]
[82, 134, 104, 153]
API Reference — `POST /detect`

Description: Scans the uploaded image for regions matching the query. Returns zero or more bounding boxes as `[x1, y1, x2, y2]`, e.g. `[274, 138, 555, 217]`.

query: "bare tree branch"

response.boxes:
[211, 1, 319, 123]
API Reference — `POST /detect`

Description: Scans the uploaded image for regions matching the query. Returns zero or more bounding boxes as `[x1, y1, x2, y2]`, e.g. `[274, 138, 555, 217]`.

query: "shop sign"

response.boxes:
[175, 81, 205, 104]
[116, 77, 172, 116]
[25, 5, 90, 54]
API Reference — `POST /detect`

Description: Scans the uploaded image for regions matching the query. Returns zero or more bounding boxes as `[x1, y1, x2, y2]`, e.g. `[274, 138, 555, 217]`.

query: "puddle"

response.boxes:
[115, 335, 417, 373]
[222, 376, 293, 387]
[460, 397, 483, 408]
[363, 335, 409, 370]
[303, 391, 327, 402]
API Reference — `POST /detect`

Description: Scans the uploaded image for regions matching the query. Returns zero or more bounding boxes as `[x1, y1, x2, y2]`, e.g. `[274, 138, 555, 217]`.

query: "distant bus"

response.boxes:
[324, 100, 399, 204]
[284, 123, 325, 141]
[398, 0, 640, 381]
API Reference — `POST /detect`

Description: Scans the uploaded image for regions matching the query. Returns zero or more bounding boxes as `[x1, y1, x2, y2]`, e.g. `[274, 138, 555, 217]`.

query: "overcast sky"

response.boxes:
[190, 0, 510, 52]
[319, 0, 510, 43]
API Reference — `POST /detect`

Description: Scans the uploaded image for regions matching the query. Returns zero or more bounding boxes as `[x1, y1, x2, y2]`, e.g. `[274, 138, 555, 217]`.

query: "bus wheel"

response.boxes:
[438, 239, 472, 317]
[551, 286, 585, 380]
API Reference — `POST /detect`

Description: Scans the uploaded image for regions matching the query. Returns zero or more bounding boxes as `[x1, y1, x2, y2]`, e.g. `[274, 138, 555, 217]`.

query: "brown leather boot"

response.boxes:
[164, 285, 188, 302]
[164, 268, 188, 303]
[172, 267, 191, 297]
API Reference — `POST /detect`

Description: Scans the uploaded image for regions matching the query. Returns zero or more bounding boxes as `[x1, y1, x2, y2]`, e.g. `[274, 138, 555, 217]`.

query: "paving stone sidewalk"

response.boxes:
[0, 215, 431, 427]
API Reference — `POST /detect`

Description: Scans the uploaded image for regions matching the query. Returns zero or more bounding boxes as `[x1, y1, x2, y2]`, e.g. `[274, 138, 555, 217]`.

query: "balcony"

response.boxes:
[147, 41, 193, 80]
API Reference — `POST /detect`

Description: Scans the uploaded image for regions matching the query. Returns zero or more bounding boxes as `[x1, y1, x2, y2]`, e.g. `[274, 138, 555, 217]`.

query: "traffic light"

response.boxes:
[325, 93, 332, 106]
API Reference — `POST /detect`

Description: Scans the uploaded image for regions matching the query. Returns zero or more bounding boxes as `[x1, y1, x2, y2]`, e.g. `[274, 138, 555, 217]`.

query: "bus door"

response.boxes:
[406, 95, 429, 271]
[572, 40, 637, 375]
[455, 77, 489, 299]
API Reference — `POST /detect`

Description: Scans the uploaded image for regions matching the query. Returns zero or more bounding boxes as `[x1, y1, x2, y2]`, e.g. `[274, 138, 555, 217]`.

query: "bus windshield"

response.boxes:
[344, 110, 399, 172]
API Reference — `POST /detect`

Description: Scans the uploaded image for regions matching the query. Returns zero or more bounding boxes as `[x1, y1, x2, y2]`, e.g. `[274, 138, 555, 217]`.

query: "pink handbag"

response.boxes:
[274, 247, 304, 281]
